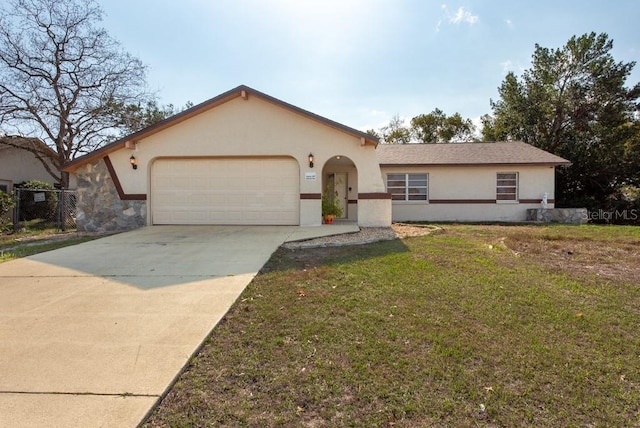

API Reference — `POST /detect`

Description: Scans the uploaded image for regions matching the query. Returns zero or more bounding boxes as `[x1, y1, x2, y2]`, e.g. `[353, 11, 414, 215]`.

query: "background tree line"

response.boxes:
[370, 32, 639, 220]
[367, 109, 476, 144]
[0, 0, 638, 221]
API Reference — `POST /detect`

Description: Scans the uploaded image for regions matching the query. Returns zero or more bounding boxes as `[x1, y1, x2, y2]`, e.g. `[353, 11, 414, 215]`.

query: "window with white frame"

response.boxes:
[496, 172, 518, 201]
[387, 173, 428, 201]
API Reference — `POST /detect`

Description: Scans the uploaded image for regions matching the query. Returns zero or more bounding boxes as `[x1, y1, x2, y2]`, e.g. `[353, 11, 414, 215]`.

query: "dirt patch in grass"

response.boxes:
[440, 224, 640, 285]
[507, 235, 640, 283]
[282, 223, 640, 284]
[392, 222, 442, 238]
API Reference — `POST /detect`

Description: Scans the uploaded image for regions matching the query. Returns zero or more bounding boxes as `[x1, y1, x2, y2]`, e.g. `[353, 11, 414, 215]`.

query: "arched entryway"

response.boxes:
[321, 155, 358, 222]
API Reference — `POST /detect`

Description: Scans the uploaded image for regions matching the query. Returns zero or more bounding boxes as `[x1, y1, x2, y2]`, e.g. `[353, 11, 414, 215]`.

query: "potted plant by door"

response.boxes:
[322, 192, 343, 224]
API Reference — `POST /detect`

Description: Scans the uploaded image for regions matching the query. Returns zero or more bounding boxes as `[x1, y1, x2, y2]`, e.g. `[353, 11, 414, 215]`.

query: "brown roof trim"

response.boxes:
[62, 85, 379, 172]
[104, 156, 147, 201]
[426, 199, 557, 204]
[300, 193, 321, 200]
[429, 199, 497, 204]
[358, 192, 392, 199]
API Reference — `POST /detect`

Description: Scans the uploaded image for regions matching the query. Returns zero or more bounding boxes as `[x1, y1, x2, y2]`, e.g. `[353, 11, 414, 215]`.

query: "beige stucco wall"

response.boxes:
[382, 165, 556, 222]
[299, 199, 321, 226]
[358, 199, 393, 227]
[107, 95, 389, 227]
[391, 202, 546, 222]
[0, 146, 59, 188]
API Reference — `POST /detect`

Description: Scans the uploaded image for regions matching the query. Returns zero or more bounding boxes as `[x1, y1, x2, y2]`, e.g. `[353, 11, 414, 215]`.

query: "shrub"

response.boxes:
[0, 191, 14, 231]
[16, 180, 58, 221]
[603, 197, 640, 225]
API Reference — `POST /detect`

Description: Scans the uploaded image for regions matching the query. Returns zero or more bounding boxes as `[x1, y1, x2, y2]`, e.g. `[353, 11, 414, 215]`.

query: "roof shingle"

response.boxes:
[376, 141, 570, 166]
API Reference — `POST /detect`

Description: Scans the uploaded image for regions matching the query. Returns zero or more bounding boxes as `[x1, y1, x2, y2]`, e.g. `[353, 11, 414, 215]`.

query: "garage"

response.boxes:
[63, 85, 389, 232]
[151, 157, 300, 225]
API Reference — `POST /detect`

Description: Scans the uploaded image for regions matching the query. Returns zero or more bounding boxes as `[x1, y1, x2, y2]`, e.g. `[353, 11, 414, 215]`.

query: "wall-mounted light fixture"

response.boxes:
[308, 153, 314, 168]
[130, 154, 138, 170]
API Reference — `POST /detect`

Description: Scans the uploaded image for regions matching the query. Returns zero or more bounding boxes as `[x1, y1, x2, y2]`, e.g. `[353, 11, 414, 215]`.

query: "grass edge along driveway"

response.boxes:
[146, 225, 638, 426]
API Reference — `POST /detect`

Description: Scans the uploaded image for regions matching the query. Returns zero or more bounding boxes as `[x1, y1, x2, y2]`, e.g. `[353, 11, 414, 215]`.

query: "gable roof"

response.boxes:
[376, 141, 571, 166]
[62, 85, 379, 172]
[0, 135, 58, 159]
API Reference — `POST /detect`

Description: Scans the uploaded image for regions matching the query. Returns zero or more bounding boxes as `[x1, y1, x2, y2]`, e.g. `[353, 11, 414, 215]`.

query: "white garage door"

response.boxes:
[151, 158, 299, 225]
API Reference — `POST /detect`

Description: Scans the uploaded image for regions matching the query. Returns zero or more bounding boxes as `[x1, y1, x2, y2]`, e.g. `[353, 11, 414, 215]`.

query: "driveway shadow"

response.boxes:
[260, 238, 410, 274]
[1, 226, 299, 289]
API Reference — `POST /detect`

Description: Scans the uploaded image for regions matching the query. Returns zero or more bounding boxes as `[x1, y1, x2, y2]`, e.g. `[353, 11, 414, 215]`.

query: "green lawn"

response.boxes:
[141, 224, 639, 427]
[0, 222, 101, 262]
[0, 237, 100, 262]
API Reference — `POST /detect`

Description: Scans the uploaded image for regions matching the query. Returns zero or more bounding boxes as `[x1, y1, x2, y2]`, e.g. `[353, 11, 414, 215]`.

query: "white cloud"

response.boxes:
[450, 6, 479, 24]
[439, 4, 479, 29]
[505, 18, 514, 28]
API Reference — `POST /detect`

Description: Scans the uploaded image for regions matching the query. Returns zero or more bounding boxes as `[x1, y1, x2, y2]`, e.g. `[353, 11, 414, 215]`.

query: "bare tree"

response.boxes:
[0, 0, 150, 186]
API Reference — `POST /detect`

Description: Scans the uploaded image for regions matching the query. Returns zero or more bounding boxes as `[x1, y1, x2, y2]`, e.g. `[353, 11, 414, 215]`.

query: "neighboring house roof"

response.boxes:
[0, 135, 61, 185]
[62, 85, 379, 172]
[376, 141, 571, 166]
[0, 135, 58, 159]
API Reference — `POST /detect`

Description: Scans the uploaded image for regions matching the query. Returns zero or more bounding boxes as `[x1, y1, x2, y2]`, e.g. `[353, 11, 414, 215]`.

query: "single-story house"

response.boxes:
[377, 142, 570, 222]
[0, 136, 61, 193]
[62, 85, 569, 232]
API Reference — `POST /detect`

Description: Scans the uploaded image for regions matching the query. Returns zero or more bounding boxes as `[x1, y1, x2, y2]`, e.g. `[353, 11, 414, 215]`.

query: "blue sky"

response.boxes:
[100, 0, 640, 133]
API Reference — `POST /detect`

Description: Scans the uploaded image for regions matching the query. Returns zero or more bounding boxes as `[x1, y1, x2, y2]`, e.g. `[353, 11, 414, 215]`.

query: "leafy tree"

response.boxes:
[411, 108, 476, 143]
[375, 111, 476, 144]
[483, 32, 640, 210]
[480, 114, 498, 141]
[110, 100, 193, 137]
[0, 0, 150, 187]
[380, 114, 411, 144]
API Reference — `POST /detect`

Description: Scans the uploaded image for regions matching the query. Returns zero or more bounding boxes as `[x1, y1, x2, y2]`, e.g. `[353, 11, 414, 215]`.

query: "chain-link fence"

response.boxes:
[13, 188, 77, 231]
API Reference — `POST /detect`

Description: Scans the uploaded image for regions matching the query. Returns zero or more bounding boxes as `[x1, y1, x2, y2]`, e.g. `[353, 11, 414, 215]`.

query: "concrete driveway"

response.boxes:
[0, 225, 357, 427]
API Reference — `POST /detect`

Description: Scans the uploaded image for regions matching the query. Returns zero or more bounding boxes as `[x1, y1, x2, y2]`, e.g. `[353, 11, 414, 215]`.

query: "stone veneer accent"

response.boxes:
[75, 158, 146, 232]
[526, 208, 588, 224]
